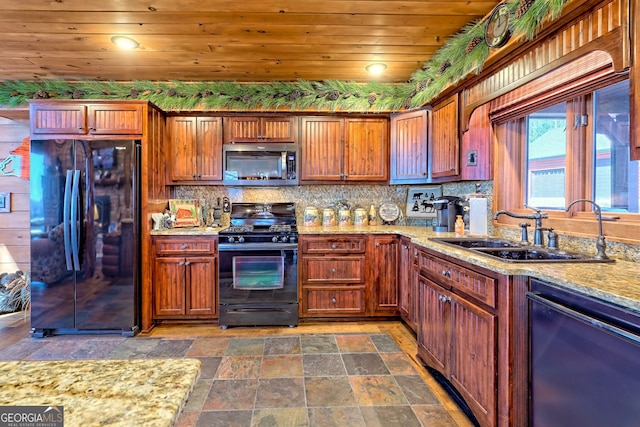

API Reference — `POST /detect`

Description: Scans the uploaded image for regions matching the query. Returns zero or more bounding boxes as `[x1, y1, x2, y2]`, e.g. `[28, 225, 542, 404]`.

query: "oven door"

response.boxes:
[218, 243, 298, 305]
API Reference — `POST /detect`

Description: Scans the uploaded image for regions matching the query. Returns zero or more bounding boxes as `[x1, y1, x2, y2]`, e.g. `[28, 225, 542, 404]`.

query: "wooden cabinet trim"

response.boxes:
[418, 249, 496, 309]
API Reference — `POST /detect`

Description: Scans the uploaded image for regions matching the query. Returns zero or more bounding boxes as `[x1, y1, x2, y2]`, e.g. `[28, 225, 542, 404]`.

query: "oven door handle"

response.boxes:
[218, 242, 298, 251]
[527, 292, 640, 346]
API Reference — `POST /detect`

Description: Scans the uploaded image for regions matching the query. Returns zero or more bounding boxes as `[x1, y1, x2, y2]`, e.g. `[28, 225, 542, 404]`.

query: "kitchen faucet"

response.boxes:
[565, 199, 609, 260]
[493, 205, 549, 246]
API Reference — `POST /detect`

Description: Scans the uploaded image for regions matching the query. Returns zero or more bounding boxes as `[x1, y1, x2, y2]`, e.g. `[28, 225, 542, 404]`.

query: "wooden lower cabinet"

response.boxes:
[370, 234, 399, 315]
[152, 236, 218, 320]
[418, 274, 496, 426]
[399, 237, 419, 331]
[299, 235, 367, 317]
[299, 234, 399, 317]
[416, 247, 528, 427]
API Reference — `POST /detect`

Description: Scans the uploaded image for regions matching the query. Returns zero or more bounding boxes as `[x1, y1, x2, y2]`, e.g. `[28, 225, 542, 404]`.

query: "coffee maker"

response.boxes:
[433, 196, 462, 232]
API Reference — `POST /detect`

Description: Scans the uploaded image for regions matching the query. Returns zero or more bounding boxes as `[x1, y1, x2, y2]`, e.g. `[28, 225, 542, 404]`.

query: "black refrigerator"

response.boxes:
[30, 139, 141, 337]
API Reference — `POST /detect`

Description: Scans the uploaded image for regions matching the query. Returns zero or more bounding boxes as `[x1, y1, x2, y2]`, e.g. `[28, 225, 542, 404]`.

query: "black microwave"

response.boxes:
[222, 143, 298, 186]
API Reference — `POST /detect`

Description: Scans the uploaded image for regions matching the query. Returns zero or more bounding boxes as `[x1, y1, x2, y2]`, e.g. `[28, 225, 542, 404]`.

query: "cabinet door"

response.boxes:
[300, 116, 344, 181]
[186, 256, 217, 317]
[224, 116, 261, 142]
[390, 110, 429, 183]
[168, 116, 198, 181]
[197, 117, 223, 180]
[344, 118, 389, 181]
[417, 275, 450, 374]
[371, 235, 399, 315]
[224, 116, 296, 142]
[30, 104, 87, 135]
[88, 104, 143, 135]
[399, 239, 416, 330]
[431, 94, 460, 179]
[449, 294, 496, 427]
[154, 257, 187, 317]
[261, 116, 297, 142]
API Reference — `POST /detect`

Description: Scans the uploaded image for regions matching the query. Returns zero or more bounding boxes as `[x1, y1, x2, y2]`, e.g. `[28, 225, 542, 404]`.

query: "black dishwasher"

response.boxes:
[527, 279, 640, 427]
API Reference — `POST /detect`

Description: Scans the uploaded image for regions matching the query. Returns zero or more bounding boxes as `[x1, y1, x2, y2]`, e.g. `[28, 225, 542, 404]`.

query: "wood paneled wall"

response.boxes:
[0, 117, 30, 274]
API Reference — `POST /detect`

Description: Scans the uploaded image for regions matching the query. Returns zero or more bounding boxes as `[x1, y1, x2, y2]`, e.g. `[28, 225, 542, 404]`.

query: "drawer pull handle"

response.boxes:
[331, 244, 337, 249]
[178, 261, 185, 267]
[331, 297, 337, 304]
[182, 244, 188, 250]
[438, 295, 451, 303]
[441, 270, 451, 278]
[185, 261, 191, 266]
[331, 268, 337, 274]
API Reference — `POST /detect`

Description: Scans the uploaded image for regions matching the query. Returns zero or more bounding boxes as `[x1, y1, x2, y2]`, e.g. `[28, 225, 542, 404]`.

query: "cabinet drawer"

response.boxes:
[301, 256, 365, 283]
[300, 236, 366, 254]
[154, 237, 217, 256]
[302, 286, 366, 315]
[419, 250, 496, 308]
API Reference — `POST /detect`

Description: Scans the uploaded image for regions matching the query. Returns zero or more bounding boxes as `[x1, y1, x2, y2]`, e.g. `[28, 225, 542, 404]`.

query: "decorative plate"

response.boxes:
[378, 201, 401, 223]
[169, 199, 202, 227]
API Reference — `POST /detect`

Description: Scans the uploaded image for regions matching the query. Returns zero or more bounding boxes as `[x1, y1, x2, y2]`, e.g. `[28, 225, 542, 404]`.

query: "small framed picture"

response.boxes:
[0, 192, 10, 213]
[406, 186, 442, 218]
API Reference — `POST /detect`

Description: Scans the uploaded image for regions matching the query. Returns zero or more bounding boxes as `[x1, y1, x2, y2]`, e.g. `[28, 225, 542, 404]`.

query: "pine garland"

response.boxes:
[0, 0, 567, 113]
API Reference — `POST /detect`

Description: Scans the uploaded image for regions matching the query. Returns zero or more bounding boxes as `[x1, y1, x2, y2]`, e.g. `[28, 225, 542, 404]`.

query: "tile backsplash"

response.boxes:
[172, 181, 493, 229]
[172, 181, 638, 263]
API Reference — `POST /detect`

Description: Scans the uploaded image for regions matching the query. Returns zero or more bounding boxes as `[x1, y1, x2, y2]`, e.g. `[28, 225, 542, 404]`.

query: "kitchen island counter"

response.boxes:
[0, 358, 200, 427]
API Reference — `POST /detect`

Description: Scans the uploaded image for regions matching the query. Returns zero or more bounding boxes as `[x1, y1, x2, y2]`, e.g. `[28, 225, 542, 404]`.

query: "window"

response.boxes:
[494, 79, 640, 243]
[526, 103, 567, 209]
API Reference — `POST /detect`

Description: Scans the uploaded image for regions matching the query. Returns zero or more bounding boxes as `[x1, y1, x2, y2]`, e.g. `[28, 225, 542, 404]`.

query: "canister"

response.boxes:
[338, 208, 351, 226]
[303, 206, 320, 226]
[353, 208, 368, 226]
[322, 208, 337, 226]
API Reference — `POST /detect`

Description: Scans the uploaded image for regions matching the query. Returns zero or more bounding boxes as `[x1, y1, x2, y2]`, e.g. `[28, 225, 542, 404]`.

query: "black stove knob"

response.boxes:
[227, 236, 235, 243]
[281, 236, 289, 243]
[272, 236, 279, 243]
[238, 236, 245, 243]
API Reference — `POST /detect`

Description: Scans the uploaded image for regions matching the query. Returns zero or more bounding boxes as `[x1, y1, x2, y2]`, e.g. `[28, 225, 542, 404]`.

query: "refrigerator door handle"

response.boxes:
[70, 169, 81, 271]
[63, 169, 73, 271]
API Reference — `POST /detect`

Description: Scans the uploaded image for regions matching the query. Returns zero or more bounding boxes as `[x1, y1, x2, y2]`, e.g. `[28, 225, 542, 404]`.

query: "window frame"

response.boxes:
[493, 80, 639, 245]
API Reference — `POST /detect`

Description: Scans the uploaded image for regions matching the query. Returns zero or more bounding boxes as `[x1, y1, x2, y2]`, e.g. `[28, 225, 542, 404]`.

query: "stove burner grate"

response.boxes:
[224, 225, 254, 233]
[269, 224, 292, 232]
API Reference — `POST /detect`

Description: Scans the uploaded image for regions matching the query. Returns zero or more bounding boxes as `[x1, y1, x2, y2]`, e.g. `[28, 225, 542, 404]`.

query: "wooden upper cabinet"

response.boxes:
[167, 116, 223, 182]
[223, 116, 297, 143]
[300, 116, 344, 181]
[390, 109, 429, 184]
[430, 93, 460, 179]
[461, 103, 492, 181]
[300, 116, 389, 183]
[344, 118, 389, 181]
[29, 101, 144, 136]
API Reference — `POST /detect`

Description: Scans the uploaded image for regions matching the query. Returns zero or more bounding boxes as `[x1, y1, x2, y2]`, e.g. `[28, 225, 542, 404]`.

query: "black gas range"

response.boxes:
[217, 202, 299, 329]
[218, 202, 298, 247]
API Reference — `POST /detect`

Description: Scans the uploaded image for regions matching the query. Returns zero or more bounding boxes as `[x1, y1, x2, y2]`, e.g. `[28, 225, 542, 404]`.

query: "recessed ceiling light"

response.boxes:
[366, 63, 387, 74]
[111, 36, 140, 50]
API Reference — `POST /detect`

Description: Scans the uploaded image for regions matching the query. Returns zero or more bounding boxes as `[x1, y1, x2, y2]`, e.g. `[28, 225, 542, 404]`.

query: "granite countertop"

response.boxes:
[150, 224, 640, 313]
[299, 225, 640, 313]
[0, 358, 200, 427]
[151, 226, 224, 236]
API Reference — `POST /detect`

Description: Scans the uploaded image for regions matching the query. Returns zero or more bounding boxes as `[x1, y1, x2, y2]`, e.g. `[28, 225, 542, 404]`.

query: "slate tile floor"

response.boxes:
[0, 331, 463, 427]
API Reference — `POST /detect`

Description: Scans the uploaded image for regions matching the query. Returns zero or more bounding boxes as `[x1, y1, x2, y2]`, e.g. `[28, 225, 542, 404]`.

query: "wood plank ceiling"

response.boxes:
[0, 0, 500, 83]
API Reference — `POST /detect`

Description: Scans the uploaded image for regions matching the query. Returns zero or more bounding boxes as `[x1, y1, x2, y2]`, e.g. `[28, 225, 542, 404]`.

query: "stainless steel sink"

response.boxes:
[429, 237, 522, 249]
[429, 237, 615, 263]
[473, 247, 614, 263]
